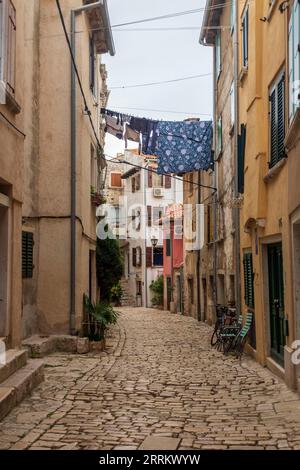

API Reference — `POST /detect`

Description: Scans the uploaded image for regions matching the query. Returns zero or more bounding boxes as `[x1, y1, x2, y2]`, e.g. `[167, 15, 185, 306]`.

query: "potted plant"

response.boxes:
[90, 186, 107, 206]
[149, 275, 164, 309]
[83, 294, 119, 350]
[110, 282, 123, 306]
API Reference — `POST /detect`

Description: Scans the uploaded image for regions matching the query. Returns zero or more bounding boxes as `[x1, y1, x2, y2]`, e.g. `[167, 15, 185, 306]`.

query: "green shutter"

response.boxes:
[277, 75, 285, 161]
[243, 252, 254, 309]
[238, 124, 246, 194]
[22, 232, 34, 279]
[270, 88, 277, 168]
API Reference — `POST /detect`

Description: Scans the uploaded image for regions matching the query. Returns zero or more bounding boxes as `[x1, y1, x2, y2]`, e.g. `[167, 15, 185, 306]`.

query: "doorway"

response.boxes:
[267, 242, 285, 366]
[0, 204, 9, 338]
[202, 277, 207, 321]
[176, 275, 183, 314]
[166, 277, 172, 311]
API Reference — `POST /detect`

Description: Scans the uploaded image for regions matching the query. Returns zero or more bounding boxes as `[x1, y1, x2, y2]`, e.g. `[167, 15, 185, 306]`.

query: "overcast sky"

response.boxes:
[103, 0, 213, 157]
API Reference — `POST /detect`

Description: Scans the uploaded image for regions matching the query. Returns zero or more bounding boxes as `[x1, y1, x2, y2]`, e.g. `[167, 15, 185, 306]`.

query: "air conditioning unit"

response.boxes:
[153, 188, 163, 198]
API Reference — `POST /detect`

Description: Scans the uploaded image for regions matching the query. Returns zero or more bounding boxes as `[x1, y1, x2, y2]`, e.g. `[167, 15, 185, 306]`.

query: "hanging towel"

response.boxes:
[155, 120, 213, 174]
[104, 115, 124, 140]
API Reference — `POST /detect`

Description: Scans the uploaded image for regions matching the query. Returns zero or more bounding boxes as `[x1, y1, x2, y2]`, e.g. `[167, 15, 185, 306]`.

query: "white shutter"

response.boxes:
[289, 8, 295, 121]
[294, 0, 300, 113]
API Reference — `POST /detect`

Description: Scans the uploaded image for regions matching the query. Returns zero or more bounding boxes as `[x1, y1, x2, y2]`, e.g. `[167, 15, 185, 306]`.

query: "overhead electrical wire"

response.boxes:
[106, 155, 217, 194]
[56, 0, 103, 154]
[0, 110, 26, 138]
[109, 106, 212, 117]
[110, 73, 212, 90]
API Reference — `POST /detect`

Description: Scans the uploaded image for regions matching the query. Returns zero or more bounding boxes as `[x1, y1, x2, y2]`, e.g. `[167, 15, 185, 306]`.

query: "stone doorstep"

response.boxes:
[0, 359, 44, 421]
[22, 335, 90, 357]
[0, 349, 28, 384]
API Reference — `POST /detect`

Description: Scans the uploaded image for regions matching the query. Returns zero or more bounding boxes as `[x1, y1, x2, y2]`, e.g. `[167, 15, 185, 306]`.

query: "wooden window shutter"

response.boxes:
[270, 88, 277, 168]
[131, 177, 136, 193]
[146, 247, 153, 267]
[243, 253, 255, 309]
[277, 75, 285, 162]
[165, 175, 172, 189]
[89, 34, 95, 92]
[136, 173, 141, 190]
[148, 169, 153, 188]
[5, 0, 16, 95]
[147, 205, 152, 227]
[22, 231, 34, 278]
[238, 124, 246, 194]
[132, 247, 137, 267]
[111, 173, 121, 187]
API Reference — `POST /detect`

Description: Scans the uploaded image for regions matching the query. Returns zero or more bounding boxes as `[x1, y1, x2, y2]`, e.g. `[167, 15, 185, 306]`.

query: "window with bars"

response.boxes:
[22, 231, 34, 279]
[0, 0, 16, 95]
[243, 252, 254, 309]
[269, 73, 286, 168]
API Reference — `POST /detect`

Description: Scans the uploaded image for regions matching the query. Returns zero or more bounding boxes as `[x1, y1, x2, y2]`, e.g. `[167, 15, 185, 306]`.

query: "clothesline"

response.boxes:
[101, 108, 214, 175]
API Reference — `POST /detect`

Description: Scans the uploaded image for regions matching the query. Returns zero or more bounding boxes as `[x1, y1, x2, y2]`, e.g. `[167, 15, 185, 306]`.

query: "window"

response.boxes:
[215, 30, 221, 78]
[22, 231, 34, 278]
[147, 206, 152, 227]
[90, 145, 98, 191]
[288, 0, 300, 121]
[153, 247, 163, 266]
[153, 172, 164, 188]
[89, 34, 97, 96]
[243, 252, 255, 309]
[165, 175, 172, 189]
[216, 115, 222, 156]
[0, 0, 16, 96]
[132, 208, 141, 231]
[110, 172, 122, 188]
[153, 207, 163, 226]
[131, 176, 136, 193]
[113, 205, 120, 228]
[230, 0, 236, 33]
[237, 124, 247, 193]
[242, 6, 249, 68]
[166, 238, 171, 257]
[230, 82, 235, 127]
[269, 73, 285, 168]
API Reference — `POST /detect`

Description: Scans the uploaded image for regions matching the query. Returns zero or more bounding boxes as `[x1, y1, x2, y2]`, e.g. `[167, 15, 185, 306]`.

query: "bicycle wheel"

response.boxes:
[210, 327, 219, 346]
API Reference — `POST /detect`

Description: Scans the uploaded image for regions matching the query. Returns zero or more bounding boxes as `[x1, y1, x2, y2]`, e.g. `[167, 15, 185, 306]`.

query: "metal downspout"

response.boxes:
[234, 1, 241, 315]
[197, 171, 201, 321]
[70, 10, 76, 335]
[213, 48, 218, 314]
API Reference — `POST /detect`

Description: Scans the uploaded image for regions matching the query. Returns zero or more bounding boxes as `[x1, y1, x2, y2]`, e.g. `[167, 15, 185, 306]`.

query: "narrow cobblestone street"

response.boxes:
[1, 308, 300, 450]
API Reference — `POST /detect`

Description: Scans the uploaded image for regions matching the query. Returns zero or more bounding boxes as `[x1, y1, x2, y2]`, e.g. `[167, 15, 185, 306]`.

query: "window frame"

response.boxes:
[153, 246, 163, 267]
[110, 171, 122, 188]
[242, 5, 249, 69]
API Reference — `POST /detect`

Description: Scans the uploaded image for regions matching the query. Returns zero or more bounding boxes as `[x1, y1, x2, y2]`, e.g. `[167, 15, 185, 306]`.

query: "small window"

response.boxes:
[0, 0, 16, 95]
[153, 247, 163, 266]
[288, 0, 300, 121]
[153, 207, 163, 226]
[153, 172, 163, 188]
[230, 82, 235, 127]
[242, 6, 249, 68]
[215, 30, 221, 78]
[166, 238, 171, 257]
[131, 176, 136, 193]
[22, 231, 34, 278]
[110, 172, 122, 188]
[230, 0, 236, 33]
[216, 115, 222, 156]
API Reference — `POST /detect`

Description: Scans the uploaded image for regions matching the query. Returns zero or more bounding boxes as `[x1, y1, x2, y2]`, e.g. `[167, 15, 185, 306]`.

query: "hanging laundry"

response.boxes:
[104, 115, 124, 140]
[124, 123, 140, 144]
[155, 120, 213, 175]
[142, 120, 159, 155]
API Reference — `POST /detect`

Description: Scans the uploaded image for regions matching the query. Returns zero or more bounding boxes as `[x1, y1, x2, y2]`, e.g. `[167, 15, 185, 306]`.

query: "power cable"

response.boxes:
[106, 155, 217, 194]
[56, 0, 103, 154]
[0, 110, 26, 138]
[109, 106, 212, 117]
[110, 73, 212, 90]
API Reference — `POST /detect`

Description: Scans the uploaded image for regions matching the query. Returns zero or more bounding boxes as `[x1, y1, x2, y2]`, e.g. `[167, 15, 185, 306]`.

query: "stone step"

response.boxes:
[0, 349, 28, 384]
[0, 359, 44, 421]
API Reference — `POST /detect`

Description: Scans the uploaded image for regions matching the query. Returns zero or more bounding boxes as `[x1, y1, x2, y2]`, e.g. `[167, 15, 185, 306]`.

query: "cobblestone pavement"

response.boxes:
[1, 307, 300, 450]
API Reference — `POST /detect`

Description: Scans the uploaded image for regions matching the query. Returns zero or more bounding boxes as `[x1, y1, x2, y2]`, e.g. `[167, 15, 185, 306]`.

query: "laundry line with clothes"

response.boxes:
[100, 108, 214, 175]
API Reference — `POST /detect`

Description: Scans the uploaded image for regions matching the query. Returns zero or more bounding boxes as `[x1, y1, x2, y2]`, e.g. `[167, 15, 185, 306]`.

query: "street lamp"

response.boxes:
[151, 236, 158, 248]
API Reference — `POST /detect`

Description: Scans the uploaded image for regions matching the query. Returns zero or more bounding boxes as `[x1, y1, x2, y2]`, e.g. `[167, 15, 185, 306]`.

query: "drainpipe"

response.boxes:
[233, 1, 241, 315]
[143, 164, 148, 308]
[213, 48, 218, 313]
[69, 1, 114, 335]
[197, 171, 201, 321]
